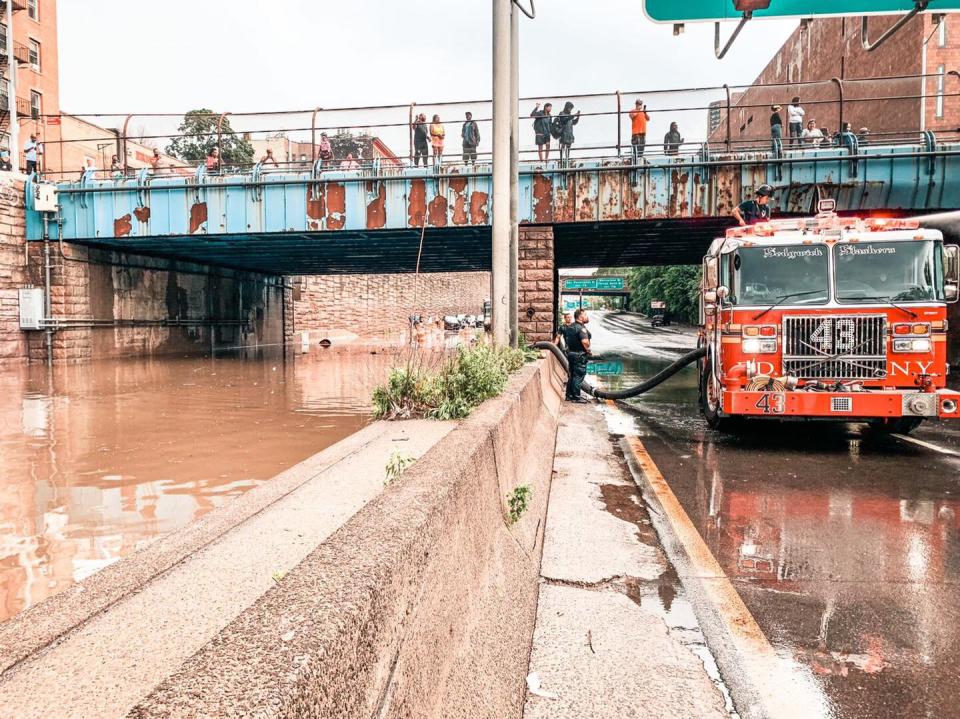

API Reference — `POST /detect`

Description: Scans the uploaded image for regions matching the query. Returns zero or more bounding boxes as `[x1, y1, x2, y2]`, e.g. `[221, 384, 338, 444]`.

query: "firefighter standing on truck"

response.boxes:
[564, 309, 592, 403]
[732, 184, 773, 226]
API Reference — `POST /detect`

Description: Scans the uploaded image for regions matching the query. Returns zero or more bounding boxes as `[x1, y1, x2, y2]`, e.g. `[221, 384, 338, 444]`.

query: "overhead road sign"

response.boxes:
[562, 277, 627, 291]
[644, 0, 960, 23]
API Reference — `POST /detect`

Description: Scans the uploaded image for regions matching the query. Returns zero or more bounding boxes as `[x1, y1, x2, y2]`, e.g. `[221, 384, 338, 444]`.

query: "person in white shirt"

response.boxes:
[802, 119, 824, 148]
[787, 97, 804, 147]
[24, 134, 41, 175]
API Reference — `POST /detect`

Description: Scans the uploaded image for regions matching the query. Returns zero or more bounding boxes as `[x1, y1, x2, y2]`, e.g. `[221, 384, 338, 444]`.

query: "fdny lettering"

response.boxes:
[890, 360, 934, 375]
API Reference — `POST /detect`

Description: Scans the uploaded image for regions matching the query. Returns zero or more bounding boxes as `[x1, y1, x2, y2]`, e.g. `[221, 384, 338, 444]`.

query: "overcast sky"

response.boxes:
[58, 0, 799, 150]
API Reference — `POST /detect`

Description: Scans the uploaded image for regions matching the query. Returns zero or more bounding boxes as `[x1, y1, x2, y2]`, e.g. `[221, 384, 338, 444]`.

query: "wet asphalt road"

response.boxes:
[589, 311, 960, 719]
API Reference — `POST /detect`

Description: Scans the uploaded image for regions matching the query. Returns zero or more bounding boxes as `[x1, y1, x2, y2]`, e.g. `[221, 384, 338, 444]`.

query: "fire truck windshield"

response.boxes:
[835, 240, 944, 303]
[729, 245, 829, 306]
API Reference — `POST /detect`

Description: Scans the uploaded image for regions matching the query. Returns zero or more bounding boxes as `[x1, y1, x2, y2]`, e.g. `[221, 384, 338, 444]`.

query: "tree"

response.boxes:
[599, 265, 702, 324]
[165, 109, 254, 166]
[329, 130, 375, 162]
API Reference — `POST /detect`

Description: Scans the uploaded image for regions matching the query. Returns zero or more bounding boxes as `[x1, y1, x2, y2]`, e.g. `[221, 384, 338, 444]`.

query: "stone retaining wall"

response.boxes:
[130, 355, 565, 718]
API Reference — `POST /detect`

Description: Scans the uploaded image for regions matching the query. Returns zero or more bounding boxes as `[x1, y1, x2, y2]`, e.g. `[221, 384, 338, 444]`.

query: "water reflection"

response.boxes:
[0, 347, 404, 622]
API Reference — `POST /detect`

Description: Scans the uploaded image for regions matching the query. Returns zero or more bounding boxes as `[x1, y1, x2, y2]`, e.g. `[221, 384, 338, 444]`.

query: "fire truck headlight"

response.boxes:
[894, 338, 932, 353]
[742, 338, 777, 354]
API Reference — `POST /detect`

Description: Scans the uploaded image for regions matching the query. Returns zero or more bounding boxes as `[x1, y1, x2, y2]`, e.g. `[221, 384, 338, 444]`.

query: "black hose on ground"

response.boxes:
[534, 342, 707, 400]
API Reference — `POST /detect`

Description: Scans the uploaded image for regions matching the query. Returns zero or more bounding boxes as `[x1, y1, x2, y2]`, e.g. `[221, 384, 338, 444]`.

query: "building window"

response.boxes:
[28, 39, 40, 71]
[936, 65, 945, 119]
[0, 78, 8, 109]
[0, 24, 6, 55]
[27, 0, 38, 21]
[30, 90, 40, 120]
[938, 17, 947, 47]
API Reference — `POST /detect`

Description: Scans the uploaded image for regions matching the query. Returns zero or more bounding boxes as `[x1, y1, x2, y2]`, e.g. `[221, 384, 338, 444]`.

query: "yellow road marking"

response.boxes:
[622, 435, 831, 719]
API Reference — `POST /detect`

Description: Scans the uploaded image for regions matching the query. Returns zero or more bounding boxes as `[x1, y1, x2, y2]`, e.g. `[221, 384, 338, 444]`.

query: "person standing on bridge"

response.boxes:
[318, 133, 334, 167]
[565, 309, 592, 403]
[663, 122, 683, 156]
[629, 99, 651, 163]
[260, 148, 279, 168]
[412, 114, 430, 168]
[555, 102, 580, 167]
[531, 102, 553, 162]
[770, 105, 783, 143]
[205, 147, 221, 174]
[430, 115, 446, 169]
[461, 111, 480, 165]
[23, 134, 41, 175]
[787, 97, 805, 147]
[732, 184, 773, 226]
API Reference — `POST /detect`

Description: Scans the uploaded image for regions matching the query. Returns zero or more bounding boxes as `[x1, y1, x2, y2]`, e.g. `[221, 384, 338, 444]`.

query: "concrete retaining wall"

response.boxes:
[130, 354, 565, 718]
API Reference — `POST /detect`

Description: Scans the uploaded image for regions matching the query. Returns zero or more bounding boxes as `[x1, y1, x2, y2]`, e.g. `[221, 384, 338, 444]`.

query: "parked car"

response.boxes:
[443, 315, 460, 330]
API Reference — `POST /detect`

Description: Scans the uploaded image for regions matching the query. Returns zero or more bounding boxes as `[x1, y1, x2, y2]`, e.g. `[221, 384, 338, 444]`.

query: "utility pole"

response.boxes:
[491, 0, 512, 346]
[508, 1, 519, 348]
[6, 0, 18, 170]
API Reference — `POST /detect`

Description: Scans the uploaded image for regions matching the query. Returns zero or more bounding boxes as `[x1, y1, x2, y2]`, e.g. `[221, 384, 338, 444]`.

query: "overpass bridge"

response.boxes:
[26, 138, 960, 274]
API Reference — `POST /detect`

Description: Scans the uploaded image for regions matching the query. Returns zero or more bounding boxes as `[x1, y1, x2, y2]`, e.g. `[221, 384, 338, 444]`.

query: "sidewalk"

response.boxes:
[523, 402, 729, 718]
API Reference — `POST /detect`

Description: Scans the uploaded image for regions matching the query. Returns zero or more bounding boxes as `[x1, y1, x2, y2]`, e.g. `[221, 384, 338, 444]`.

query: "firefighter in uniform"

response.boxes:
[564, 309, 592, 403]
[732, 184, 773, 226]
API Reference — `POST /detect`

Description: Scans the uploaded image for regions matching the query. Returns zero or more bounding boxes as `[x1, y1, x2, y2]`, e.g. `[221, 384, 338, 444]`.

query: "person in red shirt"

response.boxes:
[628, 99, 651, 164]
[205, 147, 221, 174]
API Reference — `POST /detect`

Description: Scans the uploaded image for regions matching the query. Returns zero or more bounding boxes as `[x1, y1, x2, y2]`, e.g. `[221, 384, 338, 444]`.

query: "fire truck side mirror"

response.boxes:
[945, 245, 960, 303]
[716, 285, 730, 301]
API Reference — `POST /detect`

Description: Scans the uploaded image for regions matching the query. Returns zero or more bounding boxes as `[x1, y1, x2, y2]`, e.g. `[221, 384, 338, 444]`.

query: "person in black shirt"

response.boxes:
[770, 105, 783, 142]
[412, 114, 430, 167]
[553, 312, 574, 349]
[565, 309, 592, 403]
[732, 184, 773, 226]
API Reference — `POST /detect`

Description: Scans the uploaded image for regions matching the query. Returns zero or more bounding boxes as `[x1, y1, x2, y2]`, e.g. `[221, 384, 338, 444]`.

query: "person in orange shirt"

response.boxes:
[628, 99, 651, 164]
[430, 115, 446, 169]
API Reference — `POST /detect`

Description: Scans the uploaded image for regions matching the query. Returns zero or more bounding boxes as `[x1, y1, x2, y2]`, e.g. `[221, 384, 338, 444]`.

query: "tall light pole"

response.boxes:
[491, 0, 512, 346]
[508, 0, 520, 347]
[6, 0, 18, 169]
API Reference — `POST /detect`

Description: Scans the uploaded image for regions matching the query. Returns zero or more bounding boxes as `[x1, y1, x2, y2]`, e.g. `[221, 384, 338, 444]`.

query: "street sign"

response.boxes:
[644, 0, 960, 23]
[587, 361, 624, 376]
[562, 277, 626, 291]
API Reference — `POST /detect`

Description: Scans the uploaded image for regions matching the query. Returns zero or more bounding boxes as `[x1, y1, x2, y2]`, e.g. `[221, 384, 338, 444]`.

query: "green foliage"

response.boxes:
[271, 570, 286, 584]
[165, 109, 254, 166]
[329, 130, 376, 162]
[372, 343, 535, 422]
[384, 451, 415, 486]
[507, 485, 532, 525]
[600, 265, 701, 324]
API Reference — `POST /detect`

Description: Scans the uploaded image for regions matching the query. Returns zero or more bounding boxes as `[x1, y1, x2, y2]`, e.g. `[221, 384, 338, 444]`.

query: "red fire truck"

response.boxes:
[699, 202, 960, 433]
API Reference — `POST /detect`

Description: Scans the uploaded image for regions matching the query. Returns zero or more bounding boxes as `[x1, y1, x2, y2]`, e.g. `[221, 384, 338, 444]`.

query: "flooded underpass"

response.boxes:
[589, 311, 960, 718]
[0, 348, 407, 623]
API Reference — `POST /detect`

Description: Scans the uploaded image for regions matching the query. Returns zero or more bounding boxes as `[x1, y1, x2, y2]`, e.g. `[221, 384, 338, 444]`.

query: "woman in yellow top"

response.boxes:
[430, 115, 445, 167]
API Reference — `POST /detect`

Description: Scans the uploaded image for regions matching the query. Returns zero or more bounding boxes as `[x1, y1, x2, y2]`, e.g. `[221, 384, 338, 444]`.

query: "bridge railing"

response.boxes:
[31, 71, 960, 183]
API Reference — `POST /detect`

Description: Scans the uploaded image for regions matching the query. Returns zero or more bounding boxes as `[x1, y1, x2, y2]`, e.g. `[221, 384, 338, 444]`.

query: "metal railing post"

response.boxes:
[616, 90, 622, 157]
[831, 77, 844, 134]
[311, 107, 322, 163]
[723, 84, 732, 152]
[121, 114, 133, 172]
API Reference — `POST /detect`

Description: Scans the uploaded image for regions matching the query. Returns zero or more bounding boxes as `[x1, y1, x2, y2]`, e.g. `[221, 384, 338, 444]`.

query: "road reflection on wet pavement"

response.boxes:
[589, 311, 960, 718]
[0, 347, 405, 623]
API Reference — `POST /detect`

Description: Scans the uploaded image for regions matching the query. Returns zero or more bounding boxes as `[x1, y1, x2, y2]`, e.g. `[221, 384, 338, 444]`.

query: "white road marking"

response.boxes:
[891, 433, 960, 457]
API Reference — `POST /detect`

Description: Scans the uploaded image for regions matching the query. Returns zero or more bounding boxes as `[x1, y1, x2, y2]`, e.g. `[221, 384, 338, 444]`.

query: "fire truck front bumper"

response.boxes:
[724, 389, 960, 420]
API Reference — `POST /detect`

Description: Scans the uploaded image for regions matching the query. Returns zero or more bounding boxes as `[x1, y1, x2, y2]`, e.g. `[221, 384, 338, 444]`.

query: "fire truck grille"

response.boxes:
[782, 315, 887, 380]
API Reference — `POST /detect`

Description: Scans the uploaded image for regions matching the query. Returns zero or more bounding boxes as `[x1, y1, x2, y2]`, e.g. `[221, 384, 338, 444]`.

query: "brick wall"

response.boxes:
[289, 272, 491, 343]
[0, 181, 29, 362]
[0, 175, 284, 364]
[518, 226, 555, 343]
[709, 15, 938, 146]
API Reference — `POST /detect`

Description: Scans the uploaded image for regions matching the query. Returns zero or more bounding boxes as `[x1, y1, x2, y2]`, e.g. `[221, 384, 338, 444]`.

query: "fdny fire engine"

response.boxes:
[699, 201, 960, 433]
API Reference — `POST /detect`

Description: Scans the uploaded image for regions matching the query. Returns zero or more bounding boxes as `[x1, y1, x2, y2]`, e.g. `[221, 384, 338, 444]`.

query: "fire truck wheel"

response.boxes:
[700, 361, 740, 432]
[869, 417, 924, 435]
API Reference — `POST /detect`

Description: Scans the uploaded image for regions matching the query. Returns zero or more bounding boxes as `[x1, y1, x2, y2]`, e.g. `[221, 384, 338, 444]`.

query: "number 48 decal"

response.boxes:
[755, 393, 786, 414]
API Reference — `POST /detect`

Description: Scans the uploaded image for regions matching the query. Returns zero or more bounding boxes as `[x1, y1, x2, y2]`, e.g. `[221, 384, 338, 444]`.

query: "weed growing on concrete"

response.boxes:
[507, 485, 532, 525]
[372, 343, 536, 421]
[271, 570, 286, 584]
[384, 450, 415, 486]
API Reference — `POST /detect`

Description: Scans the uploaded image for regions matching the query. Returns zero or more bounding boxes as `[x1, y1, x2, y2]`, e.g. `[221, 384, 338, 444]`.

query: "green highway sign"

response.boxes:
[562, 277, 626, 291]
[587, 361, 624, 376]
[644, 0, 960, 23]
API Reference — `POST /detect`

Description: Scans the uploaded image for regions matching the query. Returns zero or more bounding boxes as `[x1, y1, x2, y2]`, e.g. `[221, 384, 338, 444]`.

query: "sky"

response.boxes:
[57, 0, 800, 152]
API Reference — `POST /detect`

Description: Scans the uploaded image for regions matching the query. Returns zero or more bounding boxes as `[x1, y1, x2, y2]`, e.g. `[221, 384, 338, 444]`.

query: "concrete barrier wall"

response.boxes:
[130, 354, 566, 719]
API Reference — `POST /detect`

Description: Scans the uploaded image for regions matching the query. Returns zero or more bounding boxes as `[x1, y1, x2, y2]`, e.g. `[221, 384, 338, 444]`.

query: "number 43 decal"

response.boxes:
[755, 393, 786, 414]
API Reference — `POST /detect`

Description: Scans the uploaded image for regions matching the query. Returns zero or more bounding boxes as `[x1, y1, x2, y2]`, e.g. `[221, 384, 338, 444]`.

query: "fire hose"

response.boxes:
[534, 342, 707, 400]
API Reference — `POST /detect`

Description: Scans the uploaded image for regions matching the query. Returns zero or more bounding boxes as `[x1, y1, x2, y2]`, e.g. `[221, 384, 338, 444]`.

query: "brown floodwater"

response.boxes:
[0, 347, 409, 623]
